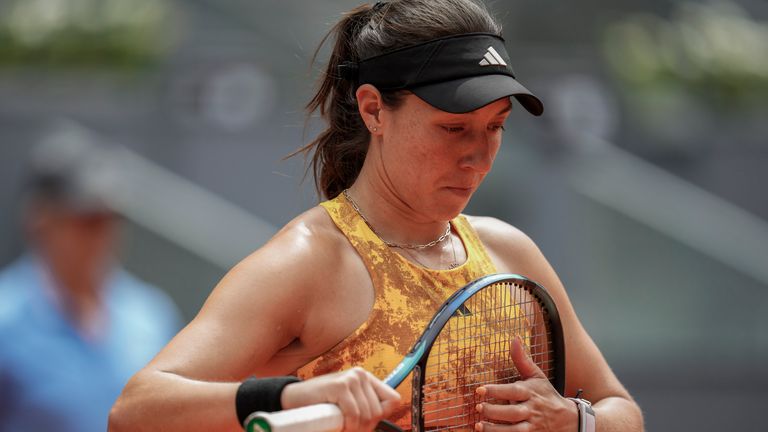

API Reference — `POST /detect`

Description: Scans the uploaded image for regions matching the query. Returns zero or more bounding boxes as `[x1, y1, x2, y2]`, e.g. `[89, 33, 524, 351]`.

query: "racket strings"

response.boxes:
[419, 310, 550, 343]
[419, 282, 555, 431]
[422, 339, 553, 375]
[420, 303, 549, 363]
[421, 363, 557, 395]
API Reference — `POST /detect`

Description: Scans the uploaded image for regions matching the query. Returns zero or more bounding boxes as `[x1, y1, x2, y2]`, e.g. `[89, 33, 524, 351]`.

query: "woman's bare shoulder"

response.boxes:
[463, 215, 540, 263]
[234, 205, 347, 282]
[144, 205, 356, 377]
[463, 214, 563, 289]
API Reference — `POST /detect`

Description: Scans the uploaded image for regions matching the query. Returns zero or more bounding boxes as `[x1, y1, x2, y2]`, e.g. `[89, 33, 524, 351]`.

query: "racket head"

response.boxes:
[386, 274, 565, 431]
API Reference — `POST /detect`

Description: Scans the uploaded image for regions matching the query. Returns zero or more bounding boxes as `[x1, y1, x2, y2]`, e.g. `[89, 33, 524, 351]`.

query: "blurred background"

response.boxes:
[0, 0, 766, 430]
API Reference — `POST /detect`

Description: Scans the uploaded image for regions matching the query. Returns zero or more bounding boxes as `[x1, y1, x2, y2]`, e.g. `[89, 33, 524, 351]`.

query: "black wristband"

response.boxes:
[235, 376, 301, 428]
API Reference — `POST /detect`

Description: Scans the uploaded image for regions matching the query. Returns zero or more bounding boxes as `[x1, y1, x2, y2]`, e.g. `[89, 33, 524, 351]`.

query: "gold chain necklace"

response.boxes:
[402, 234, 461, 270]
[342, 189, 451, 250]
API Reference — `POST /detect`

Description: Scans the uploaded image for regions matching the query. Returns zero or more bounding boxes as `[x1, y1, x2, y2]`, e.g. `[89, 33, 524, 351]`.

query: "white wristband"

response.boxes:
[568, 397, 596, 432]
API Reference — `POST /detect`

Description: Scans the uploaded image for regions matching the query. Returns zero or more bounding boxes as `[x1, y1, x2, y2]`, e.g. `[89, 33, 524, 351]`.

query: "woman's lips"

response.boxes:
[446, 186, 474, 197]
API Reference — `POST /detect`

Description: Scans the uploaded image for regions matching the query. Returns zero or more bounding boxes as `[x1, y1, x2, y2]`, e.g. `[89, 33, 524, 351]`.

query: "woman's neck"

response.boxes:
[346, 174, 451, 248]
[345, 178, 468, 270]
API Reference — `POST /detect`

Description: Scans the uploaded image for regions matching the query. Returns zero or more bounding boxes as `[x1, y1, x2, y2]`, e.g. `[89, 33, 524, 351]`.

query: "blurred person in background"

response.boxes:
[0, 131, 182, 432]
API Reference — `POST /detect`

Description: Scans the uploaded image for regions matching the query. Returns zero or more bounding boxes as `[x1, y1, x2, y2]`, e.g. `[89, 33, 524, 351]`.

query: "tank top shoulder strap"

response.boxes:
[451, 213, 497, 276]
[319, 193, 391, 274]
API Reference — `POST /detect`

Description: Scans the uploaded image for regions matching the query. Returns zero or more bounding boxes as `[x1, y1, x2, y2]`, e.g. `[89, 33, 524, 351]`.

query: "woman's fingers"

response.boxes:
[370, 374, 401, 418]
[475, 349, 577, 432]
[361, 374, 384, 419]
[477, 382, 530, 403]
[335, 367, 399, 432]
[476, 420, 533, 432]
[371, 373, 401, 405]
[510, 336, 546, 380]
[477, 401, 529, 423]
[335, 389, 362, 431]
[338, 368, 372, 431]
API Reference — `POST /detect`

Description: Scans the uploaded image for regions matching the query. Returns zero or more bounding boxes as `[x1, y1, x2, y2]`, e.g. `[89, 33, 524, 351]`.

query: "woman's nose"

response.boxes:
[459, 132, 495, 173]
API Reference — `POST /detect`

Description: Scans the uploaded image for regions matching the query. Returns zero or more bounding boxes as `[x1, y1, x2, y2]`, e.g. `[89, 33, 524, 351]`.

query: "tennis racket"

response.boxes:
[245, 273, 565, 432]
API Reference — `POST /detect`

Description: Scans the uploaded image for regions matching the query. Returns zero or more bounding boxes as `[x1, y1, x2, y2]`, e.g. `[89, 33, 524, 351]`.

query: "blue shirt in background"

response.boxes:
[0, 255, 182, 432]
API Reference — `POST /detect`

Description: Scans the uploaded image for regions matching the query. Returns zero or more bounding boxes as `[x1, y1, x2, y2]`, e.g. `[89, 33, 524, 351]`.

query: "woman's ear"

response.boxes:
[356, 84, 383, 135]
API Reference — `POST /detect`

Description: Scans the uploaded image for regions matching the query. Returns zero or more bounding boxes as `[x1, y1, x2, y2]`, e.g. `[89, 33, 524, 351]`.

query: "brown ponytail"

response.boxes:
[295, 0, 502, 200]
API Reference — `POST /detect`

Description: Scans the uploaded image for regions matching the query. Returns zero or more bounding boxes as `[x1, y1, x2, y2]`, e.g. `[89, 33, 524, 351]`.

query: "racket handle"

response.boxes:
[244, 403, 343, 432]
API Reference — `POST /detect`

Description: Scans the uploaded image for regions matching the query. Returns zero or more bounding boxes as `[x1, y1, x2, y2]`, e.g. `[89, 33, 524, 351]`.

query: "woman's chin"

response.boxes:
[434, 192, 473, 219]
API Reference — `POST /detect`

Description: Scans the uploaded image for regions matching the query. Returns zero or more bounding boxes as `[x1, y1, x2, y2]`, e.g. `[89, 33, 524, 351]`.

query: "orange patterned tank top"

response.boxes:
[296, 193, 497, 428]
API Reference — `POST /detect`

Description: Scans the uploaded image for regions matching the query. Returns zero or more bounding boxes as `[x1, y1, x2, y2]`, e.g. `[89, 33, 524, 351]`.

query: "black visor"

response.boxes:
[340, 33, 543, 115]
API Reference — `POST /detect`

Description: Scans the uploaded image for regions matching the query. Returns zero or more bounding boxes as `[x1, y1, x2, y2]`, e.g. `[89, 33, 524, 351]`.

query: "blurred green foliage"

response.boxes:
[603, 1, 768, 108]
[0, 0, 175, 68]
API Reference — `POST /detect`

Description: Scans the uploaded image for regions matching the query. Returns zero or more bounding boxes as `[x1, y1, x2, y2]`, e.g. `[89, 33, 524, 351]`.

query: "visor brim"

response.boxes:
[410, 74, 543, 116]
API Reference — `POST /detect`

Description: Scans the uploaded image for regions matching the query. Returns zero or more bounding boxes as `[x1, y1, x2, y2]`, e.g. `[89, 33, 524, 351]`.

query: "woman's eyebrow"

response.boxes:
[497, 104, 513, 115]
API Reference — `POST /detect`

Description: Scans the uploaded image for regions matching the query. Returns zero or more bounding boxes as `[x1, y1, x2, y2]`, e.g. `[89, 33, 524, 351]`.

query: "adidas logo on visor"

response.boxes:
[478, 46, 507, 67]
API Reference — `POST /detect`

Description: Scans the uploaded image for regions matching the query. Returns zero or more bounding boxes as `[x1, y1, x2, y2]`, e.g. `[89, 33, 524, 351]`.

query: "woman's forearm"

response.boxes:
[109, 369, 241, 432]
[593, 396, 644, 432]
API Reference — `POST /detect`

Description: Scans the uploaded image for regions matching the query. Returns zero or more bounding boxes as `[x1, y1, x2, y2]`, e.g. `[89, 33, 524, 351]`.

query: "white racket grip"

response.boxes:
[244, 403, 343, 432]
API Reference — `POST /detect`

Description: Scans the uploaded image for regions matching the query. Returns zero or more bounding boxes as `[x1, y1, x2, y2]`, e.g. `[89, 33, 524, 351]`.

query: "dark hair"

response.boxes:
[296, 0, 502, 200]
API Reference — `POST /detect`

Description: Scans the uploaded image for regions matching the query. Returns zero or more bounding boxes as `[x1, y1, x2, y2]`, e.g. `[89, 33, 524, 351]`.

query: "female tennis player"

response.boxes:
[110, 1, 643, 431]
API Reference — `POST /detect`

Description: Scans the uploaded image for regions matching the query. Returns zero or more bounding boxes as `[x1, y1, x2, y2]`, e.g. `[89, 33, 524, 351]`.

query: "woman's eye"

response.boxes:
[443, 126, 464, 134]
[442, 125, 505, 134]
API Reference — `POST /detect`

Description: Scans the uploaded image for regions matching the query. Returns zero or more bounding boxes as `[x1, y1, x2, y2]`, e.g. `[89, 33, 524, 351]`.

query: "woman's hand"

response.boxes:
[281, 367, 402, 432]
[475, 337, 578, 432]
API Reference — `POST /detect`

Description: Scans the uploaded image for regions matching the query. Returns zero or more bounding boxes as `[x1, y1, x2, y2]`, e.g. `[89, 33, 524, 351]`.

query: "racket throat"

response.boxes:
[452, 304, 473, 317]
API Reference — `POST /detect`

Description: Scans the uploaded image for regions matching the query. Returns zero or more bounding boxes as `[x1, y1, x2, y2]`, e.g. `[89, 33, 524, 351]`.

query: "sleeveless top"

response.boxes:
[296, 193, 498, 428]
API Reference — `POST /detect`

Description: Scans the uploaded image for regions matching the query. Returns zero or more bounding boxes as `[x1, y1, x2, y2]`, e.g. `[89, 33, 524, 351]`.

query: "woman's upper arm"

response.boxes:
[470, 216, 632, 402]
[144, 223, 327, 381]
